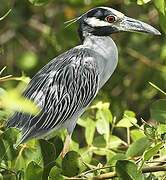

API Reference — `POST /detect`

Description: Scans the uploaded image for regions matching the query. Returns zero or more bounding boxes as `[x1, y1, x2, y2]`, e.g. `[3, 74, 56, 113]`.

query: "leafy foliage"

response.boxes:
[0, 0, 166, 179]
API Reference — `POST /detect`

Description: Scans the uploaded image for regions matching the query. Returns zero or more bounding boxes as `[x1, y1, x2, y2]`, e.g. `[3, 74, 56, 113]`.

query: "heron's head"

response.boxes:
[78, 7, 160, 41]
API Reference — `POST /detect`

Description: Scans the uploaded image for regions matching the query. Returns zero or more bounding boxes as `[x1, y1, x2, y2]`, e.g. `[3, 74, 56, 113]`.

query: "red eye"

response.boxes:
[106, 16, 116, 23]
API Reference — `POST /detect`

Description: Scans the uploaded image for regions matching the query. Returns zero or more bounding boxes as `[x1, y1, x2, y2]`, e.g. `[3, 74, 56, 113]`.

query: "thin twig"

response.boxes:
[127, 127, 130, 145]
[88, 165, 166, 180]
[126, 47, 163, 71]
[78, 166, 115, 178]
[0, 166, 17, 175]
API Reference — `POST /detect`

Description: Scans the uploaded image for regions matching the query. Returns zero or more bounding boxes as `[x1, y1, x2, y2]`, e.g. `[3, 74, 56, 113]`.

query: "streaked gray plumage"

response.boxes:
[6, 7, 160, 148]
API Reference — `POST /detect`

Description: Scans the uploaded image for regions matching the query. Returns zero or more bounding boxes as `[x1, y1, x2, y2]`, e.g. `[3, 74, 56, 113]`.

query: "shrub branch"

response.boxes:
[88, 165, 166, 180]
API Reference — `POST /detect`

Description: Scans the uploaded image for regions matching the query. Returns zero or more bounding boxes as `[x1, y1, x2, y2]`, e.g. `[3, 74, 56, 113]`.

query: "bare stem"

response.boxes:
[88, 165, 166, 180]
[0, 166, 17, 175]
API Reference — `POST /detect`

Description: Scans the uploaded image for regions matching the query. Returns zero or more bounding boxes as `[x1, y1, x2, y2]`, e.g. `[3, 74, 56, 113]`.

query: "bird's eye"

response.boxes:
[106, 16, 116, 23]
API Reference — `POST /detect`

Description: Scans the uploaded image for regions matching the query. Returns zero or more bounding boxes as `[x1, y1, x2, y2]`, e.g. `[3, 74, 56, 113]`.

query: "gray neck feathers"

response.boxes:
[83, 35, 118, 88]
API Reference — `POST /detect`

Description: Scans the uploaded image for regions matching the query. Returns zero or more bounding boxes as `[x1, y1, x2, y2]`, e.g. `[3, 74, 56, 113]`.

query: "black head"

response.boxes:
[77, 7, 160, 42]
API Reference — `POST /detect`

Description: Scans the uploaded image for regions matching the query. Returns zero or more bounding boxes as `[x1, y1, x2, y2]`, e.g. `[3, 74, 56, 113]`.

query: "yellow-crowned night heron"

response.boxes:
[7, 7, 160, 156]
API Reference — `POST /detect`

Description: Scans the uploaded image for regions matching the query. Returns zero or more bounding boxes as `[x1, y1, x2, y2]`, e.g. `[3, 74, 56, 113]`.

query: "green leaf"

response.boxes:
[130, 130, 145, 142]
[1, 127, 22, 145]
[137, 0, 151, 5]
[49, 166, 63, 179]
[108, 153, 126, 165]
[0, 139, 6, 161]
[1, 89, 40, 115]
[62, 151, 80, 177]
[157, 124, 166, 135]
[93, 135, 106, 148]
[109, 135, 123, 149]
[93, 135, 107, 155]
[28, 0, 51, 6]
[150, 99, 166, 124]
[38, 139, 57, 179]
[0, 9, 11, 21]
[116, 111, 137, 128]
[38, 139, 57, 164]
[0, 45, 4, 55]
[154, 0, 165, 15]
[116, 160, 144, 180]
[144, 123, 156, 139]
[85, 117, 96, 145]
[143, 142, 163, 162]
[159, 13, 166, 34]
[91, 101, 110, 109]
[48, 136, 63, 159]
[126, 137, 150, 157]
[0, 87, 7, 99]
[79, 147, 93, 170]
[14, 155, 26, 170]
[0, 128, 22, 161]
[25, 161, 43, 180]
[96, 106, 112, 142]
[18, 52, 38, 70]
[70, 132, 79, 151]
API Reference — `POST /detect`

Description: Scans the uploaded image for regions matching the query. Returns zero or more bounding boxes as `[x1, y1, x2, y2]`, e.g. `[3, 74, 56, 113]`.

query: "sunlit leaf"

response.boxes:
[0, 87, 7, 99]
[150, 99, 166, 124]
[85, 117, 96, 145]
[130, 129, 145, 142]
[18, 52, 38, 70]
[1, 89, 40, 115]
[116, 160, 144, 180]
[157, 124, 166, 135]
[28, 0, 51, 6]
[137, 0, 151, 5]
[109, 135, 123, 149]
[96, 104, 112, 142]
[154, 0, 165, 15]
[116, 111, 137, 128]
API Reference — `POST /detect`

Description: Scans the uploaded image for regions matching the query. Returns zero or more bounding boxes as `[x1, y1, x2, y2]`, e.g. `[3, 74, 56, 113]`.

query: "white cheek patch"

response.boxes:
[85, 17, 111, 27]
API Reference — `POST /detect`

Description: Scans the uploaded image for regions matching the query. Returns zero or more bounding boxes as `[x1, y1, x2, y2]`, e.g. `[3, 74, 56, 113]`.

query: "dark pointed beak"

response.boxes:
[117, 16, 161, 35]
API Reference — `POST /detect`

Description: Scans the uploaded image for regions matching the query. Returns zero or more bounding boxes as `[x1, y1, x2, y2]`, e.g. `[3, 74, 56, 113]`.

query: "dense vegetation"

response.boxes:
[0, 0, 166, 179]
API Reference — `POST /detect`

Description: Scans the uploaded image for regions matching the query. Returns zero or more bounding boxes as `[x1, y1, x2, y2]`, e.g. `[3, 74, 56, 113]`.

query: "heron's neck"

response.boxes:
[83, 35, 118, 88]
[83, 35, 118, 62]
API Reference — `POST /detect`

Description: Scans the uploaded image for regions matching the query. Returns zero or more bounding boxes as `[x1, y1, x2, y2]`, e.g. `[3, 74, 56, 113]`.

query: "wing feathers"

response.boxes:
[7, 48, 100, 143]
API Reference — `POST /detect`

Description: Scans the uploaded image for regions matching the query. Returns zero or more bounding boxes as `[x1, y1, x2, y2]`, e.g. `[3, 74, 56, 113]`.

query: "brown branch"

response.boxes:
[126, 48, 163, 71]
[0, 166, 17, 175]
[0, 77, 22, 82]
[88, 165, 166, 180]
